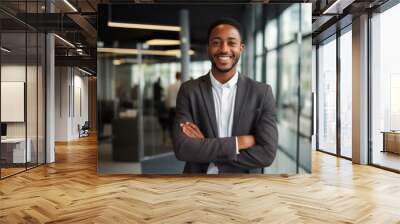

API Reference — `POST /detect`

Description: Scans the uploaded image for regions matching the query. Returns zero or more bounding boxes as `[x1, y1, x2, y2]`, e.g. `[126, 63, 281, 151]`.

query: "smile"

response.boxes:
[215, 55, 232, 62]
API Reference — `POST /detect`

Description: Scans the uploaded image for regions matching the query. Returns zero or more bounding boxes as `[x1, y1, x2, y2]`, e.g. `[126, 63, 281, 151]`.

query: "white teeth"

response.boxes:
[217, 56, 230, 60]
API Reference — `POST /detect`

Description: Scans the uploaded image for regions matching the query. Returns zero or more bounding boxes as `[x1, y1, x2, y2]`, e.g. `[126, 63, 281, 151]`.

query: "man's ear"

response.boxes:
[240, 43, 245, 52]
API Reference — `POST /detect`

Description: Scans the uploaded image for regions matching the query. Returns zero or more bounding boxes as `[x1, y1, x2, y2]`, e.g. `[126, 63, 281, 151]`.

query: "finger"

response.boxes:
[184, 124, 202, 138]
[182, 127, 194, 138]
[181, 124, 193, 137]
[183, 126, 197, 138]
[185, 122, 202, 137]
[186, 127, 201, 139]
[187, 122, 204, 137]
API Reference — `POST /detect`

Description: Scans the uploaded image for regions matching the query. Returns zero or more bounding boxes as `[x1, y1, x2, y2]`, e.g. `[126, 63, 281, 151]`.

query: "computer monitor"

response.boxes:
[1, 123, 7, 137]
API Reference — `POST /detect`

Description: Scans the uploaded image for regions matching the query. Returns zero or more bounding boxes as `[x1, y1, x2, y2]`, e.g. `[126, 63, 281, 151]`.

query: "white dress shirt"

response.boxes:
[207, 70, 239, 174]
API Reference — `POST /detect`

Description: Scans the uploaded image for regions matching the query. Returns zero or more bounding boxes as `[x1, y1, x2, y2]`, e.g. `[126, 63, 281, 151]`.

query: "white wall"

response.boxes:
[1, 64, 46, 163]
[1, 65, 36, 138]
[55, 67, 89, 141]
[55, 66, 69, 141]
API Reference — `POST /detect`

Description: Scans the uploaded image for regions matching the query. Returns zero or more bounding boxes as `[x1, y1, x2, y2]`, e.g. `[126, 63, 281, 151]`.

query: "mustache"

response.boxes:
[214, 54, 233, 57]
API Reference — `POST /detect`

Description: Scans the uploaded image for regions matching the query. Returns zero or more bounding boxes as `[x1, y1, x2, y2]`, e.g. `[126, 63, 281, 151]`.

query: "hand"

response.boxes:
[180, 122, 204, 139]
[237, 135, 256, 150]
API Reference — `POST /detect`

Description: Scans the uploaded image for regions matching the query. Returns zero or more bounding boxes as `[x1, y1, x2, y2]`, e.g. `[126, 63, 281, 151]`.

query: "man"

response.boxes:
[172, 18, 278, 174]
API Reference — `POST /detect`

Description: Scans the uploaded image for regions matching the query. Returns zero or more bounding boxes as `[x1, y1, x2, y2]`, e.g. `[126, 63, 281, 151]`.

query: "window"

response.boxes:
[317, 36, 337, 154]
[339, 29, 352, 158]
[371, 3, 400, 171]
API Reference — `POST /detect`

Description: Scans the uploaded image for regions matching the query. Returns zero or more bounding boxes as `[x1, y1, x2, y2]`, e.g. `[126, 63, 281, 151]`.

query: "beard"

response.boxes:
[209, 54, 240, 73]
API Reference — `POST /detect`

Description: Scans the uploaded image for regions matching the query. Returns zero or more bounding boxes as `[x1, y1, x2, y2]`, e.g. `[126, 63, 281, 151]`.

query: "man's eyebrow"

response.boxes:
[210, 37, 222, 41]
[210, 37, 240, 41]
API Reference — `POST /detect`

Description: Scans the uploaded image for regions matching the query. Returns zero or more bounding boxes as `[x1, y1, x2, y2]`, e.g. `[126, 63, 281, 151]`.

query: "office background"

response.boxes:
[1, 1, 400, 222]
[1, 1, 399, 178]
[0, 2, 46, 178]
[97, 3, 312, 174]
[314, 1, 400, 172]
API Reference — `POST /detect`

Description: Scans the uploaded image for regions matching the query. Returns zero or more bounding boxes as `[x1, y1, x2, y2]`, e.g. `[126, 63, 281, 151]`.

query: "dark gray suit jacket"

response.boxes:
[172, 73, 278, 174]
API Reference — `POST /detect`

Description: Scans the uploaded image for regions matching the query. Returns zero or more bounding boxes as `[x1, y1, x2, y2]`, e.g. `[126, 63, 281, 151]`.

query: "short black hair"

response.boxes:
[207, 18, 243, 42]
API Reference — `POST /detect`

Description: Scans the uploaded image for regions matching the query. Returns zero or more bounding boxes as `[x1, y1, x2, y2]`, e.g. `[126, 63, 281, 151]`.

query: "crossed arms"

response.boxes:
[172, 83, 278, 169]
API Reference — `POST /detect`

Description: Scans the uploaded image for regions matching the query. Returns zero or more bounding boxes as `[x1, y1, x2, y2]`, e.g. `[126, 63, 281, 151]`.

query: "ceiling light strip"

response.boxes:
[98, 47, 194, 56]
[78, 67, 92, 76]
[54, 34, 75, 48]
[323, 0, 345, 14]
[1, 47, 11, 53]
[145, 39, 181, 46]
[63, 0, 78, 12]
[108, 21, 181, 32]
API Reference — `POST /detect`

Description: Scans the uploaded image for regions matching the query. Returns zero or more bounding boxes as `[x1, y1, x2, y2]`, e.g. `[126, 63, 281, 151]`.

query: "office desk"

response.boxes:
[382, 131, 400, 154]
[1, 138, 32, 163]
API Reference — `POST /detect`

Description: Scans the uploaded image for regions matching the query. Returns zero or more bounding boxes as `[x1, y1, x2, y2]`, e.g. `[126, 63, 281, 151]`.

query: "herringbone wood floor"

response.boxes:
[1, 135, 400, 224]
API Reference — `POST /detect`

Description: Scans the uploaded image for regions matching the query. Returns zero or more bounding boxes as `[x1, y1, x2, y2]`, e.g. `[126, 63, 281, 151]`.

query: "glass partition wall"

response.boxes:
[0, 1, 46, 179]
[315, 25, 352, 160]
[263, 4, 312, 174]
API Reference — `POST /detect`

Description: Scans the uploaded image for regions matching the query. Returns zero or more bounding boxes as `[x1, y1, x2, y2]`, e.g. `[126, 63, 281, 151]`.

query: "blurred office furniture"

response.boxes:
[112, 118, 140, 162]
[1, 138, 32, 165]
[98, 100, 115, 139]
[79, 121, 90, 138]
[1, 123, 7, 139]
[382, 131, 400, 154]
[1, 123, 32, 166]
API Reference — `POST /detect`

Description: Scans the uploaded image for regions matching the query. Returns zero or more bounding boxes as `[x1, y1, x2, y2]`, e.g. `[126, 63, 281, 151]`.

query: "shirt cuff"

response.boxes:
[235, 137, 239, 154]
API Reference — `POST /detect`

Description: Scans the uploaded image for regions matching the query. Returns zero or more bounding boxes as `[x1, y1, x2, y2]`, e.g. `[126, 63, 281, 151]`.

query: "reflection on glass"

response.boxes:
[301, 3, 312, 35]
[340, 30, 352, 158]
[279, 43, 299, 172]
[299, 37, 312, 173]
[265, 19, 277, 50]
[264, 3, 311, 174]
[280, 4, 300, 45]
[318, 37, 337, 154]
[255, 57, 263, 82]
[256, 31, 263, 55]
[266, 50, 277, 97]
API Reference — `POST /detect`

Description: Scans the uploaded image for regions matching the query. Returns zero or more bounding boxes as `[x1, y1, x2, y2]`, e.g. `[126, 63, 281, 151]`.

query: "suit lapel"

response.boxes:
[199, 74, 218, 137]
[232, 74, 249, 135]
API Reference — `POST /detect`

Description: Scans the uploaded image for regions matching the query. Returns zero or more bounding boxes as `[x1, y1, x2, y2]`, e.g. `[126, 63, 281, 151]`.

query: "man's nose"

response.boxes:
[219, 42, 229, 53]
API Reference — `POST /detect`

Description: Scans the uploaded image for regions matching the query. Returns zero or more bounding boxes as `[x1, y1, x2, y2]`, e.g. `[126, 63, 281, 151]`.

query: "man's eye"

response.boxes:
[212, 41, 220, 46]
[229, 42, 238, 46]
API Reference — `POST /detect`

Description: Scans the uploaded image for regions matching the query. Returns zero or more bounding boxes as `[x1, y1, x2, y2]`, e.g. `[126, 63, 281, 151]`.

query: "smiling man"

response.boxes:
[172, 18, 278, 174]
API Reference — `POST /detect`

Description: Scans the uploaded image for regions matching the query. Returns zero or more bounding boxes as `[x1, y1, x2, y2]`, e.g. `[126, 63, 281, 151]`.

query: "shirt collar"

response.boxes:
[209, 70, 239, 89]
